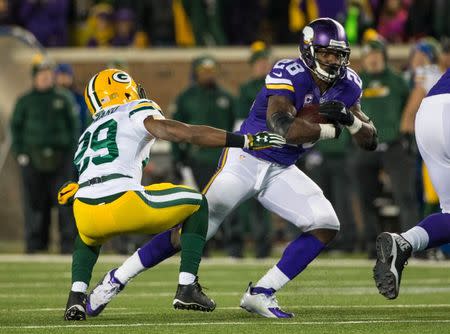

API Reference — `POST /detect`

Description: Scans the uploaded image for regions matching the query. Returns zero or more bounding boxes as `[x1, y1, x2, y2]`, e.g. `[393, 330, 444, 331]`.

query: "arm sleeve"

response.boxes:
[129, 99, 165, 138]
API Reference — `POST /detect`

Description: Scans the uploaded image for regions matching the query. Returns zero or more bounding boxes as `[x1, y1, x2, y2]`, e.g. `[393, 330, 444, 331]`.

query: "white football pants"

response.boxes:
[203, 148, 340, 240]
[415, 93, 450, 213]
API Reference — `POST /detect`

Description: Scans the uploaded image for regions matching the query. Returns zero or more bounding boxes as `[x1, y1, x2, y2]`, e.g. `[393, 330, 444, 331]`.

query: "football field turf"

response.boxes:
[1, 255, 450, 334]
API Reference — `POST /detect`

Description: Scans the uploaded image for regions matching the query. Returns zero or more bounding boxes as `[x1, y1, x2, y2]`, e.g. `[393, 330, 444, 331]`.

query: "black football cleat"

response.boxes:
[173, 278, 216, 312]
[373, 232, 412, 299]
[64, 291, 87, 321]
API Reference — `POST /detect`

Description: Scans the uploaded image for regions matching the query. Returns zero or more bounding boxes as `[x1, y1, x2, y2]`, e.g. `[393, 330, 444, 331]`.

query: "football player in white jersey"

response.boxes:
[61, 68, 285, 320]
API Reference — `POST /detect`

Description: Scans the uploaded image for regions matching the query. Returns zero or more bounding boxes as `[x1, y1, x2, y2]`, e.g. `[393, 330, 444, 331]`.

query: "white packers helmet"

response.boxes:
[84, 68, 147, 116]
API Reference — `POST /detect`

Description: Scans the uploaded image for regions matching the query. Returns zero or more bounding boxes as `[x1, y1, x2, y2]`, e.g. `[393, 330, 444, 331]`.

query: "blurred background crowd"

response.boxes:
[1, 0, 450, 260]
[1, 0, 450, 47]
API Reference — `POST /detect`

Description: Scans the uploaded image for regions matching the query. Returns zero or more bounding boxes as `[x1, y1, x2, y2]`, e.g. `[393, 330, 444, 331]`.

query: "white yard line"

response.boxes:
[3, 304, 450, 313]
[2, 286, 450, 298]
[1, 278, 449, 289]
[2, 319, 450, 330]
[1, 255, 450, 268]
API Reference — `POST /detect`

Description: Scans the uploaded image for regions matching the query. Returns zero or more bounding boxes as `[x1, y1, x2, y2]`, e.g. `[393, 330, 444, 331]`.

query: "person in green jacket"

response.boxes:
[10, 59, 80, 254]
[351, 39, 420, 257]
[171, 55, 235, 190]
[229, 41, 274, 258]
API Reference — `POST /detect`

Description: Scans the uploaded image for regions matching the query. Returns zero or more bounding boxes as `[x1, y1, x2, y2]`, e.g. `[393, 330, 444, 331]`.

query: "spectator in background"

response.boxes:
[0, 0, 14, 25]
[432, 1, 450, 40]
[352, 39, 419, 258]
[18, 0, 70, 47]
[111, 7, 138, 47]
[401, 38, 441, 132]
[134, 0, 175, 46]
[344, 0, 374, 44]
[405, 0, 434, 40]
[10, 57, 79, 254]
[377, 0, 409, 43]
[182, 0, 227, 46]
[222, 0, 264, 45]
[171, 55, 235, 189]
[55, 63, 90, 133]
[227, 42, 273, 258]
[85, 3, 114, 47]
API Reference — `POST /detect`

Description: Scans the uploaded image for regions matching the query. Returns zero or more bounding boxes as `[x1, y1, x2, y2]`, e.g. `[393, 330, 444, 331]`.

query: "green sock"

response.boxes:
[179, 195, 208, 275]
[72, 235, 101, 285]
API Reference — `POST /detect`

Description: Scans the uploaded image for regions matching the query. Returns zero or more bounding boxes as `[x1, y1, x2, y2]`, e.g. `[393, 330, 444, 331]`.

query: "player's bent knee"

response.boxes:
[306, 195, 340, 231]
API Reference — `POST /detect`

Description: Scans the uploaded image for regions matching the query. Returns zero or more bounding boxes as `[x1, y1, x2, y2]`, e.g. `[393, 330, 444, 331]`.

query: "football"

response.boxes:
[296, 104, 330, 124]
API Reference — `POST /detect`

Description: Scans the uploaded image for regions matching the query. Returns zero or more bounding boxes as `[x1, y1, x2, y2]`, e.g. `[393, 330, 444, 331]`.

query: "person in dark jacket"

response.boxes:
[10, 58, 79, 253]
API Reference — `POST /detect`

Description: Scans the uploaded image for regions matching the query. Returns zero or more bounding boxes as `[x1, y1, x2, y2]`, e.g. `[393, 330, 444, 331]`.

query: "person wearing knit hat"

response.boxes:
[249, 41, 271, 65]
[55, 63, 89, 133]
[191, 55, 218, 86]
[10, 56, 79, 254]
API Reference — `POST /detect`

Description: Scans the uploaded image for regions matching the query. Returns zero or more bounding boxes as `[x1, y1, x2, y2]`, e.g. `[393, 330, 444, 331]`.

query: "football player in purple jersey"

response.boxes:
[87, 18, 378, 318]
[374, 69, 450, 300]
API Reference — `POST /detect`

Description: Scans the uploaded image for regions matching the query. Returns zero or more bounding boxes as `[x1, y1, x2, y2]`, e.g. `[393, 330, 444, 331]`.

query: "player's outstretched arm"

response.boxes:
[143, 117, 285, 150]
[266, 96, 340, 144]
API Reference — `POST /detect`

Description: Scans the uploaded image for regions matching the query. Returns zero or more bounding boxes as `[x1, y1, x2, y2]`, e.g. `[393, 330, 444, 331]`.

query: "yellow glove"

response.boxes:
[57, 181, 79, 206]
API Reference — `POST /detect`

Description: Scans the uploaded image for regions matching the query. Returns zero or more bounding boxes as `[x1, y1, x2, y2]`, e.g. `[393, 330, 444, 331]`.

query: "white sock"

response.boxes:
[71, 281, 88, 293]
[114, 250, 146, 284]
[255, 265, 290, 291]
[179, 272, 196, 285]
[401, 226, 429, 252]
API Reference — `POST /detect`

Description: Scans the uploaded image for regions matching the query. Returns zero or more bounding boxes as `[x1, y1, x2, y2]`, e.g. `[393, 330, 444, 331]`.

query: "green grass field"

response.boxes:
[1, 255, 450, 334]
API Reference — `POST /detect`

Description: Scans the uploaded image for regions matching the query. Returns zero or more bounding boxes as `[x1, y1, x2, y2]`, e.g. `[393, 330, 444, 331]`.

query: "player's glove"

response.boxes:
[318, 100, 355, 126]
[57, 181, 79, 206]
[245, 131, 286, 150]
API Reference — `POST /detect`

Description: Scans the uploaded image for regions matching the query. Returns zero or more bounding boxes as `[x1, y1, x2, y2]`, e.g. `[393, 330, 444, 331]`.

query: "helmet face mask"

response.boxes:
[84, 69, 142, 116]
[299, 18, 350, 83]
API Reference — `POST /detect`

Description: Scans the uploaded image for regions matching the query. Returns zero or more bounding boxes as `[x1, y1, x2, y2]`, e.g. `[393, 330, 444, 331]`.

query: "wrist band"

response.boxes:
[225, 132, 246, 148]
[319, 124, 336, 140]
[347, 117, 363, 134]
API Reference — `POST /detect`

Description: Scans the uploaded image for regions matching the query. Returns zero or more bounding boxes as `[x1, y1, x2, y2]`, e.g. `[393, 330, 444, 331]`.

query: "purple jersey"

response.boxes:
[427, 69, 450, 97]
[239, 58, 362, 166]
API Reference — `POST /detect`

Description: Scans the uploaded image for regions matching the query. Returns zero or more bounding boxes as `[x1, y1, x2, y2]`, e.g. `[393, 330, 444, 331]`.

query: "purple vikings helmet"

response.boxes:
[299, 18, 350, 83]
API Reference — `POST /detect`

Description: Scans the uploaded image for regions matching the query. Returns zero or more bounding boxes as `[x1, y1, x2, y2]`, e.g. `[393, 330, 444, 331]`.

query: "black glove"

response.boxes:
[319, 100, 355, 126]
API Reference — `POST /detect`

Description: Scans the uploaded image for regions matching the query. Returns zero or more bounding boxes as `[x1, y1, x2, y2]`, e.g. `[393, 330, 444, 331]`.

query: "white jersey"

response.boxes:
[74, 99, 164, 199]
[415, 64, 443, 94]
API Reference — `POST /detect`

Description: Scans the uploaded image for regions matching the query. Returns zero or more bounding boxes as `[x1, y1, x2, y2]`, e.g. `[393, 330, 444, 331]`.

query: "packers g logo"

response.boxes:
[112, 72, 131, 83]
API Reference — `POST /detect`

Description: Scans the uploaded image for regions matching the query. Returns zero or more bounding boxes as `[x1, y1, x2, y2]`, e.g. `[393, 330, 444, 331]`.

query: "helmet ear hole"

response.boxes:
[125, 93, 131, 99]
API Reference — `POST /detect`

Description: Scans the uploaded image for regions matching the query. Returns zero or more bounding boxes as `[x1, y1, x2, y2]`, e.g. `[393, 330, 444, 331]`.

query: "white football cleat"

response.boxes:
[240, 282, 293, 318]
[86, 268, 125, 317]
